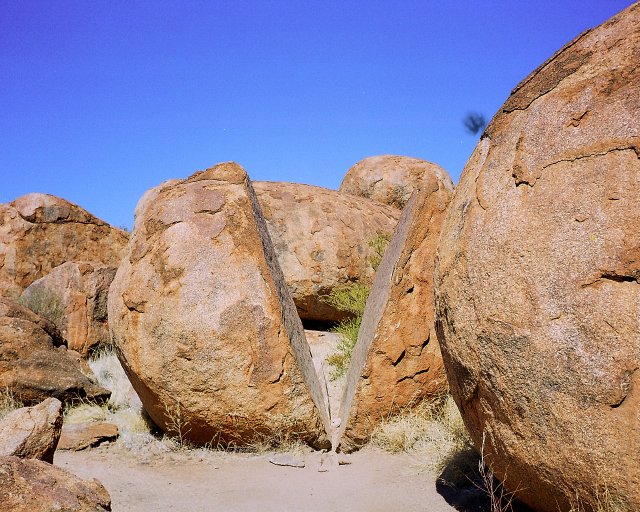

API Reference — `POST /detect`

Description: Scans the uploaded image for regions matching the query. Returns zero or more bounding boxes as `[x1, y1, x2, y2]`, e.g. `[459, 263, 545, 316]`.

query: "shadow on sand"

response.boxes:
[435, 445, 534, 512]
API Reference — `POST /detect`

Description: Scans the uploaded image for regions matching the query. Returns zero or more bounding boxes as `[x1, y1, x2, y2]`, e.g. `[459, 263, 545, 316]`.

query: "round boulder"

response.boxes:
[108, 163, 331, 448]
[339, 155, 453, 209]
[434, 4, 640, 511]
[254, 181, 400, 324]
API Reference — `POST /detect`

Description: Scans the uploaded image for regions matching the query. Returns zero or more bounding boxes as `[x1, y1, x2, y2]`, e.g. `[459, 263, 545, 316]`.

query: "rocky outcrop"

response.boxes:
[0, 456, 111, 511]
[0, 193, 127, 300]
[434, 4, 640, 511]
[339, 155, 454, 209]
[109, 163, 331, 447]
[20, 261, 117, 355]
[58, 422, 119, 451]
[337, 180, 452, 451]
[254, 181, 400, 324]
[0, 398, 62, 463]
[0, 298, 110, 405]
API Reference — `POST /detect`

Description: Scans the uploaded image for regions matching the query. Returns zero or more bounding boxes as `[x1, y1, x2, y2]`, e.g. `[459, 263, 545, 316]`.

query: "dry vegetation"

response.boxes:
[0, 388, 23, 421]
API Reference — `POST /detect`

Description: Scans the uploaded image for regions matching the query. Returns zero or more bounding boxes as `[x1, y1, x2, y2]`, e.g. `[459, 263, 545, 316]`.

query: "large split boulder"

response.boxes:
[337, 178, 452, 451]
[0, 456, 111, 511]
[0, 193, 127, 300]
[254, 181, 400, 324]
[0, 398, 62, 463]
[108, 163, 331, 447]
[0, 298, 110, 405]
[339, 155, 454, 209]
[20, 261, 117, 356]
[434, 4, 640, 511]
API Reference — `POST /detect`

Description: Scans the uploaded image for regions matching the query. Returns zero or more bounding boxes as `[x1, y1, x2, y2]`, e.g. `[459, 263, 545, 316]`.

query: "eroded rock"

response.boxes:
[0, 298, 110, 405]
[20, 261, 117, 356]
[58, 422, 119, 451]
[0, 193, 127, 300]
[0, 456, 111, 511]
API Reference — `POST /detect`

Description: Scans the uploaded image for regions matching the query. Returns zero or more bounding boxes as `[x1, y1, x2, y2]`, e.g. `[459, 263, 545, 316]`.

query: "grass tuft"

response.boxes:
[0, 388, 24, 421]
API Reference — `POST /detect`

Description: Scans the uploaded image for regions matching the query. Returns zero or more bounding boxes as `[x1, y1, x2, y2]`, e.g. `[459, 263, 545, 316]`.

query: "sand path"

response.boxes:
[55, 444, 457, 512]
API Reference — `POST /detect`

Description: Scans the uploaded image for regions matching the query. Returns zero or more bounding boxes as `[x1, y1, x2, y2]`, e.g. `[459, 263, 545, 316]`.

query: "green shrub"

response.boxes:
[326, 316, 362, 379]
[323, 233, 389, 380]
[368, 232, 390, 271]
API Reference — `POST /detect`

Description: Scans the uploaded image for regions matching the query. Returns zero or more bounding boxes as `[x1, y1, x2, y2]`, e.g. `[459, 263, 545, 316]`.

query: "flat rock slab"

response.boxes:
[58, 422, 119, 451]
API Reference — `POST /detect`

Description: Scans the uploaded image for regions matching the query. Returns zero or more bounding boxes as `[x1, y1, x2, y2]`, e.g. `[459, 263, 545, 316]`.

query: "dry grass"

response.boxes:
[61, 349, 158, 451]
[371, 395, 471, 468]
[568, 487, 632, 512]
[0, 388, 24, 421]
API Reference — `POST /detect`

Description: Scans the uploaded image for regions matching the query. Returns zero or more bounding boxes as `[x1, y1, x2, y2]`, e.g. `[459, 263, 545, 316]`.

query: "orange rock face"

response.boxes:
[20, 262, 116, 356]
[338, 178, 452, 452]
[0, 193, 127, 300]
[254, 181, 400, 324]
[339, 155, 454, 209]
[434, 4, 640, 510]
[108, 163, 331, 448]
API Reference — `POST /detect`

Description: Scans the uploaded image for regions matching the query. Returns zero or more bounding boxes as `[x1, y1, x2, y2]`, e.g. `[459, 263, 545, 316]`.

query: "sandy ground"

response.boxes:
[55, 444, 459, 512]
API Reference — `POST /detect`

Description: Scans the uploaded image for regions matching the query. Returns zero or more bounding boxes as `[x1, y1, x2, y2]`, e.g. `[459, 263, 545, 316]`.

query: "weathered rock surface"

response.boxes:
[339, 155, 454, 209]
[109, 163, 331, 447]
[0, 398, 62, 463]
[434, 4, 640, 511]
[0, 455, 111, 511]
[0, 298, 111, 405]
[20, 261, 117, 356]
[0, 193, 127, 300]
[338, 181, 452, 452]
[254, 181, 400, 324]
[58, 422, 119, 451]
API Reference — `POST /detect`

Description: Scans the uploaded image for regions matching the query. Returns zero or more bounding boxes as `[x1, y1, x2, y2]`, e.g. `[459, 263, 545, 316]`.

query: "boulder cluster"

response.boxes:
[0, 3, 638, 510]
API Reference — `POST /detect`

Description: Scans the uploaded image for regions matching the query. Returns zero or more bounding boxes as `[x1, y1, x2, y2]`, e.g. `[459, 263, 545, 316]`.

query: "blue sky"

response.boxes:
[1, 1, 633, 229]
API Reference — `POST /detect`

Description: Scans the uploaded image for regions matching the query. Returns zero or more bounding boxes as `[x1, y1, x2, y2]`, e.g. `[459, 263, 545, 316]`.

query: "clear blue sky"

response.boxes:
[1, 1, 633, 229]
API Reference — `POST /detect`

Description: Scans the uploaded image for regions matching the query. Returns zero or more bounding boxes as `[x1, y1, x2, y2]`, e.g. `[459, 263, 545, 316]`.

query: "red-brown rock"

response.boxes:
[434, 4, 640, 510]
[339, 155, 454, 209]
[0, 298, 110, 405]
[0, 193, 127, 300]
[0, 456, 111, 511]
[254, 181, 400, 324]
[20, 261, 117, 355]
[109, 163, 331, 447]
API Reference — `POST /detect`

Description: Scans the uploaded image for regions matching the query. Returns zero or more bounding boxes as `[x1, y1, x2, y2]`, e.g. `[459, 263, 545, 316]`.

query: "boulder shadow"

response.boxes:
[435, 445, 534, 512]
